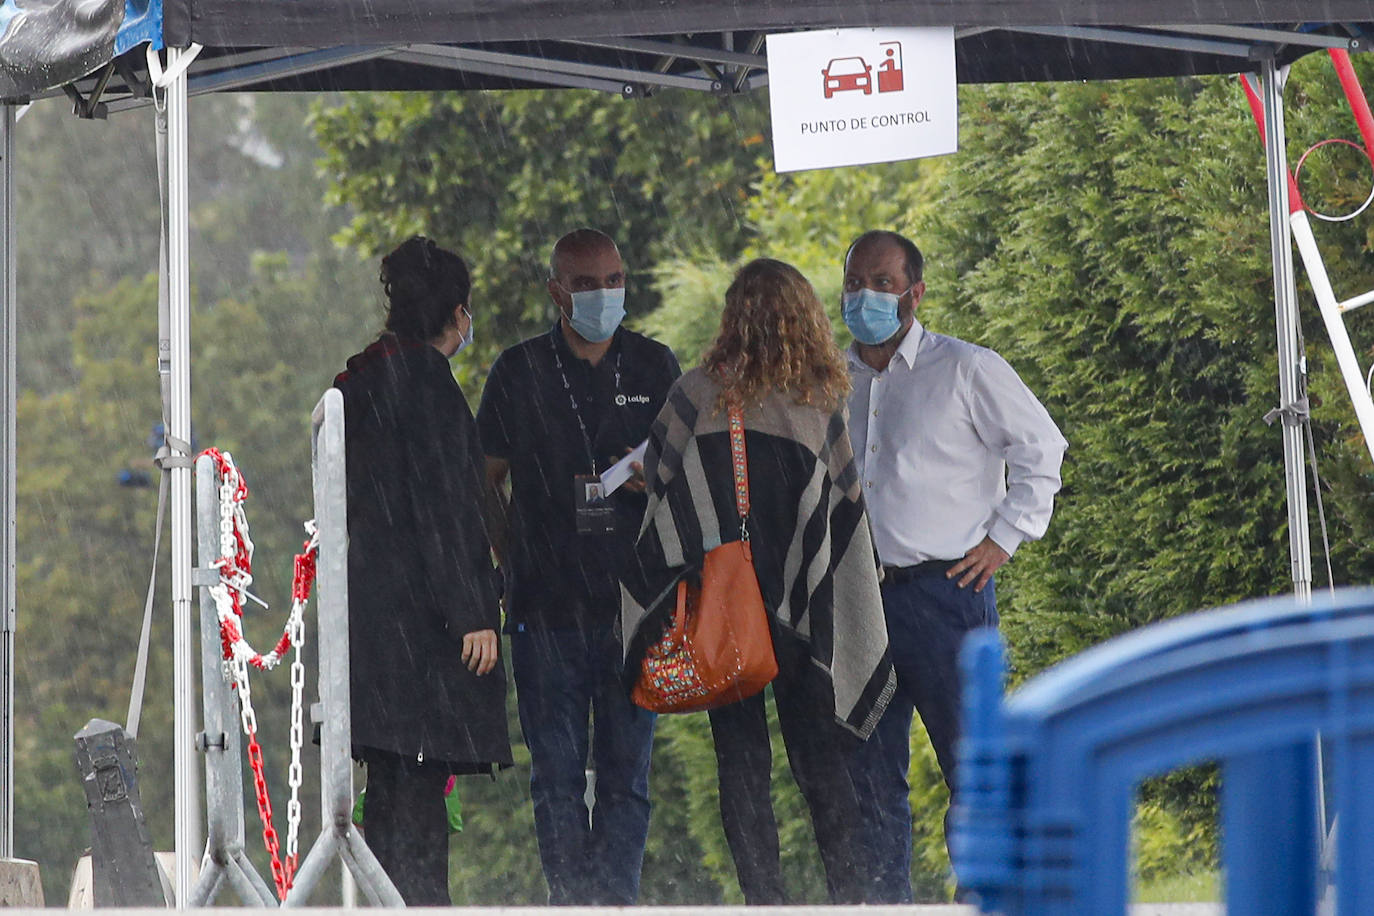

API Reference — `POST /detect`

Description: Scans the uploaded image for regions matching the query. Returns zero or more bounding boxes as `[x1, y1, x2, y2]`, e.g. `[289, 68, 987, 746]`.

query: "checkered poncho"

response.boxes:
[620, 368, 895, 738]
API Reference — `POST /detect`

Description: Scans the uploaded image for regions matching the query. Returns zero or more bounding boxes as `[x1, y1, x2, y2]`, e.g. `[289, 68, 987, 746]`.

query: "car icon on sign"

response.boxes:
[822, 56, 873, 98]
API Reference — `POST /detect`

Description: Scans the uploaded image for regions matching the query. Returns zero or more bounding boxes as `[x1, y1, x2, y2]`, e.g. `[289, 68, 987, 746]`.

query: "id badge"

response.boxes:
[574, 474, 618, 535]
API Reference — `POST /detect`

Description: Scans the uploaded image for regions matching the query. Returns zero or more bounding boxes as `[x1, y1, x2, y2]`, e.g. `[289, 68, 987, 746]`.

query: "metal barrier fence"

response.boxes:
[954, 588, 1374, 916]
[190, 389, 402, 907]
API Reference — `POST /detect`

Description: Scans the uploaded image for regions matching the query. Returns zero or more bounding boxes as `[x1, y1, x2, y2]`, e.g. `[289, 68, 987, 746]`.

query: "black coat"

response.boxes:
[333, 335, 512, 772]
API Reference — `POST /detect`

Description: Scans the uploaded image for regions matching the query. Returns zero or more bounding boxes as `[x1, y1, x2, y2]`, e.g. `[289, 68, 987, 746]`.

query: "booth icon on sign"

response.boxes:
[822, 56, 873, 98]
[878, 41, 904, 93]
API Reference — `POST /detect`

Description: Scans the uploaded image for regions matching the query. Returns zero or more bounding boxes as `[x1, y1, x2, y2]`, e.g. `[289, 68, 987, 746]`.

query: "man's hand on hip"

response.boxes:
[947, 536, 1009, 593]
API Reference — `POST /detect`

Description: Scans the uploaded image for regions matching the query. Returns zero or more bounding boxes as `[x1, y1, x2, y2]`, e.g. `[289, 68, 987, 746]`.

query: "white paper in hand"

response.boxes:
[600, 439, 649, 495]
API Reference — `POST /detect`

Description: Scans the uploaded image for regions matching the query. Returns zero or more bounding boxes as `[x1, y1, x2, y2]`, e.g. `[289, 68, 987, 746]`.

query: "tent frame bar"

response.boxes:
[101, 39, 748, 113]
[46, 46, 322, 105]
[403, 44, 721, 92]
[1152, 24, 1366, 53]
[165, 47, 197, 908]
[390, 48, 632, 95]
[564, 36, 766, 69]
[732, 33, 767, 93]
[393, 45, 757, 96]
[168, 46, 402, 97]
[62, 63, 116, 120]
[1008, 25, 1256, 58]
[106, 47, 404, 114]
[35, 23, 1374, 118]
[0, 102, 15, 861]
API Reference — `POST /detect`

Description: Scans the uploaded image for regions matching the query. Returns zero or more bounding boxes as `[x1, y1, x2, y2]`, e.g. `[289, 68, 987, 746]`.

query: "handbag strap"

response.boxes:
[728, 403, 750, 536]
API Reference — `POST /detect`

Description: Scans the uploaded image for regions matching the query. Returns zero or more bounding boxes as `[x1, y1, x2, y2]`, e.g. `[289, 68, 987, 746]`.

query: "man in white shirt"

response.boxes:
[840, 230, 1067, 903]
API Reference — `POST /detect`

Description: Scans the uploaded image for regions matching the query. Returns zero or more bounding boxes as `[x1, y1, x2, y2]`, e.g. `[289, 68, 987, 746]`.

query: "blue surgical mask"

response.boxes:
[567, 287, 626, 343]
[453, 307, 474, 356]
[842, 288, 904, 346]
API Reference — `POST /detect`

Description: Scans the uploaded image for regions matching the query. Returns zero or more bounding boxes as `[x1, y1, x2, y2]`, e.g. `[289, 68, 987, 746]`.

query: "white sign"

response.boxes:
[765, 27, 958, 173]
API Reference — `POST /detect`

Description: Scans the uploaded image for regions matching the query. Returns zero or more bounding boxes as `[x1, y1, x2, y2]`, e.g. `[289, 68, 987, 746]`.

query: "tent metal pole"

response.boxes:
[166, 48, 197, 907]
[0, 102, 16, 861]
[1259, 58, 1313, 602]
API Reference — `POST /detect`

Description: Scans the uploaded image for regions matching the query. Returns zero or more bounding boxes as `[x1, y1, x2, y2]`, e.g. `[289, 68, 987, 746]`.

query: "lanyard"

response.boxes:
[550, 332, 622, 471]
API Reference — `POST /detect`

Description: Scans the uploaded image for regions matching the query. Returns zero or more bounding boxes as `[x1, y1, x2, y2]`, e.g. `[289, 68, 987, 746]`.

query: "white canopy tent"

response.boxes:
[6, 3, 1374, 903]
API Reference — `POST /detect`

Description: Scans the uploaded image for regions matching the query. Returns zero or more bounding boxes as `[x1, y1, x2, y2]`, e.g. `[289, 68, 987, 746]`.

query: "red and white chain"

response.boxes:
[202, 448, 317, 899]
[284, 523, 316, 882]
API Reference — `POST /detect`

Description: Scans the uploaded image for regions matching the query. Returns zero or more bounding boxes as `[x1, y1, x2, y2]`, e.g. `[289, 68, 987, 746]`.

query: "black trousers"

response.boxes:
[361, 749, 452, 906]
[707, 632, 869, 904]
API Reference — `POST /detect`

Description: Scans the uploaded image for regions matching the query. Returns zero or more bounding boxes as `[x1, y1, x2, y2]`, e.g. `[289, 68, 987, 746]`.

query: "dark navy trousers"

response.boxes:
[848, 564, 998, 904]
[509, 625, 656, 905]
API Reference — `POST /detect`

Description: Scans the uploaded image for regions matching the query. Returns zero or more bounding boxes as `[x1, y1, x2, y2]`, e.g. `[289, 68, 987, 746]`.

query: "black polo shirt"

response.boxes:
[477, 323, 680, 631]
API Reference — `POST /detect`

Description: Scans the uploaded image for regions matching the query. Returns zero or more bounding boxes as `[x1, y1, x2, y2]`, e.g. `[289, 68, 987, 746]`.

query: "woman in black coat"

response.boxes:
[332, 236, 512, 905]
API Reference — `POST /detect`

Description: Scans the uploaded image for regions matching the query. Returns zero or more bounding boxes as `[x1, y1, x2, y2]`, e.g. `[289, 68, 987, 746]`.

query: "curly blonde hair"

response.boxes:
[702, 258, 850, 412]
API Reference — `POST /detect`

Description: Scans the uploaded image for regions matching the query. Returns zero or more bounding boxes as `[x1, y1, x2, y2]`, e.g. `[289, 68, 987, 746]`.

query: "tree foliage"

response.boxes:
[311, 89, 770, 393]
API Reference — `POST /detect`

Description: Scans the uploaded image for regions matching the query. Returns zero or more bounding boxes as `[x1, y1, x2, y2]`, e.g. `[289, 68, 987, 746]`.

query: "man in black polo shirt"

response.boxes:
[477, 228, 680, 905]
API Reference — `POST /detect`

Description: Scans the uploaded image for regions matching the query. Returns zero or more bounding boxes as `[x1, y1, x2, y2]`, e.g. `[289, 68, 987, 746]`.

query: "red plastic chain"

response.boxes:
[246, 729, 290, 899]
[292, 539, 317, 602]
[203, 447, 250, 629]
[202, 446, 301, 897]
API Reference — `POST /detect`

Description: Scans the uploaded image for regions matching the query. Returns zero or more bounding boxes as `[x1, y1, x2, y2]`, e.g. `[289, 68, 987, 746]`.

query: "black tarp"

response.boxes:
[165, 1, 1374, 48]
[0, 0, 125, 98]
[9, 0, 1374, 102]
[157, 1, 1374, 88]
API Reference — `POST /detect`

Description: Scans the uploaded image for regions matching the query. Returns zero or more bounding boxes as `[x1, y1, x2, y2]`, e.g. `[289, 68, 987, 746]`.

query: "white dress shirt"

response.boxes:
[847, 319, 1067, 567]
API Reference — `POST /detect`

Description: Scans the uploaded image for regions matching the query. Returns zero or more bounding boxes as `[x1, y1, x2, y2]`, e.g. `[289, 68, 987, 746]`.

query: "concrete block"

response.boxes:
[72, 719, 169, 907]
[68, 851, 193, 909]
[0, 858, 42, 907]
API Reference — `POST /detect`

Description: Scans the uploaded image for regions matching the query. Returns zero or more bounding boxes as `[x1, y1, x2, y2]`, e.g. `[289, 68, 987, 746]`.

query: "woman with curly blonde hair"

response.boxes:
[700, 258, 852, 413]
[623, 258, 893, 904]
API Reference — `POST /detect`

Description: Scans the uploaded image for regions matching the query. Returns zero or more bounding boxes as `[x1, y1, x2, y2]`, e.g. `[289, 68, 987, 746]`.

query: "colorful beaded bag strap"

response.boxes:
[728, 403, 750, 540]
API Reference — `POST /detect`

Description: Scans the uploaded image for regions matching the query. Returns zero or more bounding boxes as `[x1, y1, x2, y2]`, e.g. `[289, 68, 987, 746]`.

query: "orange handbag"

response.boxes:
[632, 403, 778, 713]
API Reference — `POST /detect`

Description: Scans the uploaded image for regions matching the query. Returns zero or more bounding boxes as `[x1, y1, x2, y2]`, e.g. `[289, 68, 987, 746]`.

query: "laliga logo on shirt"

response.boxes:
[616, 394, 652, 406]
